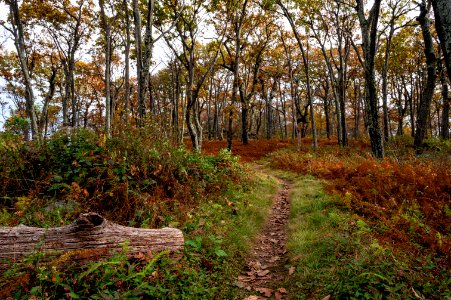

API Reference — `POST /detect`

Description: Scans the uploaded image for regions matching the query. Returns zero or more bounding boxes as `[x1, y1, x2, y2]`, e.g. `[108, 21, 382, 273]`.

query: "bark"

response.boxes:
[414, 2, 437, 152]
[166, 2, 223, 151]
[437, 48, 450, 139]
[333, 8, 351, 147]
[382, 22, 395, 141]
[99, 0, 112, 137]
[123, 0, 131, 127]
[395, 76, 408, 136]
[225, 0, 249, 150]
[311, 20, 342, 146]
[439, 57, 450, 139]
[171, 61, 181, 141]
[356, 0, 384, 158]
[262, 80, 273, 140]
[278, 0, 317, 148]
[408, 74, 416, 137]
[69, 52, 77, 127]
[143, 0, 155, 116]
[353, 78, 361, 137]
[432, 0, 451, 82]
[381, 1, 413, 141]
[48, 1, 85, 127]
[323, 78, 331, 139]
[6, 0, 39, 141]
[281, 33, 298, 140]
[133, 0, 145, 123]
[0, 213, 184, 271]
[240, 39, 265, 145]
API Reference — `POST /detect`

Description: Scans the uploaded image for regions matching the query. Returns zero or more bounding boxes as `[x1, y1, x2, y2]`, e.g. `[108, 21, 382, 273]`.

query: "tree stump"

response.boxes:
[0, 212, 184, 271]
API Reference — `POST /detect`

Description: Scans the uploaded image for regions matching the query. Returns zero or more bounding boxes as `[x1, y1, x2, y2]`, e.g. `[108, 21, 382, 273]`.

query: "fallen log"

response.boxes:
[0, 212, 184, 271]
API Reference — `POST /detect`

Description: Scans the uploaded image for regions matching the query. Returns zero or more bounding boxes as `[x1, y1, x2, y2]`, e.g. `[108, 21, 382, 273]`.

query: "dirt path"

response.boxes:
[236, 171, 292, 300]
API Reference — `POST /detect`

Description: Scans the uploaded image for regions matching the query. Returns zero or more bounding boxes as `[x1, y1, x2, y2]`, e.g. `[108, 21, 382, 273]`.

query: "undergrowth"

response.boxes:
[0, 126, 243, 227]
[274, 171, 450, 299]
[269, 140, 451, 266]
[0, 129, 279, 298]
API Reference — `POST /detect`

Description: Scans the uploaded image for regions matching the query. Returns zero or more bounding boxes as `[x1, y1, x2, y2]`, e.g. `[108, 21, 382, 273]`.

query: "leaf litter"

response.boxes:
[237, 174, 292, 299]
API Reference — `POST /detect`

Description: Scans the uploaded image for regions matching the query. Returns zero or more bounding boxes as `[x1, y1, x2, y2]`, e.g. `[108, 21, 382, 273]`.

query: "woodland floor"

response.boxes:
[1, 136, 448, 298]
[199, 139, 295, 162]
[236, 170, 292, 300]
[203, 140, 296, 299]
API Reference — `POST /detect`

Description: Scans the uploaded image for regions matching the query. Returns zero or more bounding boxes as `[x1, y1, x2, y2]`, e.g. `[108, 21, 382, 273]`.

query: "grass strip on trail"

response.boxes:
[271, 170, 450, 300]
[0, 164, 280, 299]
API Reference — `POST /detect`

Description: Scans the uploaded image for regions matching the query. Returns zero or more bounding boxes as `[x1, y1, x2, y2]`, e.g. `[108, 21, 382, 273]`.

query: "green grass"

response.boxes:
[270, 171, 451, 300]
[0, 166, 279, 299]
[180, 168, 279, 298]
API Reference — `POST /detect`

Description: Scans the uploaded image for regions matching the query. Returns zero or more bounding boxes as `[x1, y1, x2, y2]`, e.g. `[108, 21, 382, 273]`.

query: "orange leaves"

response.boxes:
[270, 144, 451, 265]
[201, 139, 294, 163]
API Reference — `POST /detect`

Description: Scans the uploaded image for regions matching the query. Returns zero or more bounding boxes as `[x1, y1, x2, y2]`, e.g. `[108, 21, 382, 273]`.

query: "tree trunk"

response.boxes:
[123, 0, 131, 128]
[278, 1, 317, 149]
[99, 0, 112, 138]
[356, 0, 384, 158]
[437, 49, 450, 140]
[38, 66, 57, 138]
[414, 2, 437, 152]
[0, 213, 183, 271]
[133, 0, 145, 123]
[432, 0, 451, 82]
[440, 68, 450, 140]
[7, 0, 39, 141]
[382, 23, 395, 141]
[314, 34, 342, 145]
[70, 56, 77, 127]
[241, 103, 249, 144]
[323, 79, 331, 139]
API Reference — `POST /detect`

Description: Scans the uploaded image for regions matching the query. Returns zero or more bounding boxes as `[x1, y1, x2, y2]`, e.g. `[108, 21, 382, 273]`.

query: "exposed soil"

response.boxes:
[237, 172, 292, 300]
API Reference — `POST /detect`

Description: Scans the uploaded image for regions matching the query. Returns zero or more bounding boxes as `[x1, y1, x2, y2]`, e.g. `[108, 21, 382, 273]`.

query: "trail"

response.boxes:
[236, 168, 292, 300]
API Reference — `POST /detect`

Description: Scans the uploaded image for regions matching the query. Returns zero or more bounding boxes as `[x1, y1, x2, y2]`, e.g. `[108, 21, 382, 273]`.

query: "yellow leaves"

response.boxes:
[343, 191, 353, 209]
[15, 196, 32, 211]
[21, 0, 68, 25]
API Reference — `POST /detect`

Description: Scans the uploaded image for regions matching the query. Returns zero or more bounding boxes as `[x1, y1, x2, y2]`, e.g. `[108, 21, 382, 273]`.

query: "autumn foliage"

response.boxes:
[0, 128, 245, 228]
[269, 142, 451, 267]
[201, 139, 294, 162]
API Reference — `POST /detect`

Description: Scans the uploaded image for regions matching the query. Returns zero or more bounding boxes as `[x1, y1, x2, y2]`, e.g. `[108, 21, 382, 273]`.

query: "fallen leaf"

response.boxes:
[238, 275, 251, 282]
[257, 270, 270, 277]
[274, 292, 283, 300]
[321, 295, 331, 300]
[256, 287, 273, 297]
[290, 255, 303, 262]
[411, 287, 424, 300]
[277, 288, 288, 294]
[269, 239, 277, 243]
[243, 296, 262, 300]
[269, 256, 280, 263]
[249, 261, 262, 270]
[288, 266, 295, 275]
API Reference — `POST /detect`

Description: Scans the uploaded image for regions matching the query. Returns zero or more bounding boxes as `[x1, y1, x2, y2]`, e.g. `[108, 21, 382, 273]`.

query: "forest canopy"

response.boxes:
[0, 0, 450, 156]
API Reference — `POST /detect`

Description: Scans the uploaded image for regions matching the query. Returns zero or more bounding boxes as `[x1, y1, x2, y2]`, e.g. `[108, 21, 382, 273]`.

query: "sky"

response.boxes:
[0, 1, 221, 131]
[0, 2, 172, 130]
[0, 4, 14, 129]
